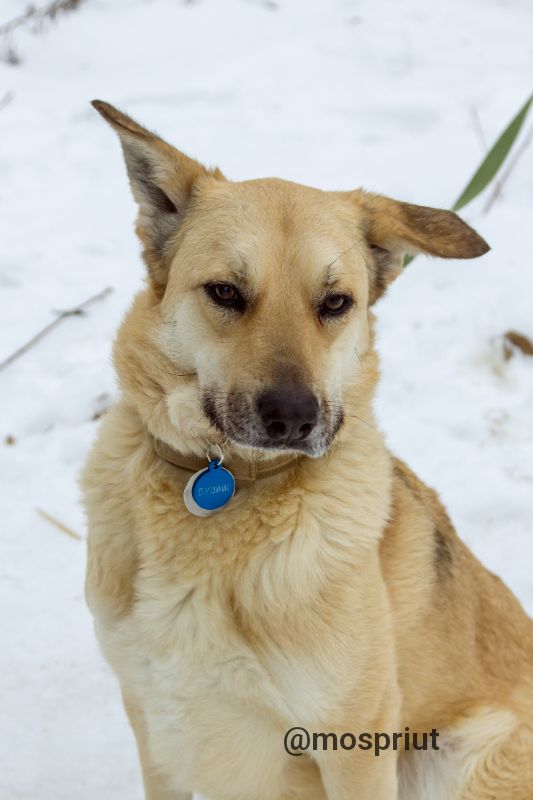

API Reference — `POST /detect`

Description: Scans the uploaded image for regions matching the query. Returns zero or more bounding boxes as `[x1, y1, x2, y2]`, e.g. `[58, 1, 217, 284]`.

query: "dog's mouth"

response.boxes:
[202, 389, 344, 457]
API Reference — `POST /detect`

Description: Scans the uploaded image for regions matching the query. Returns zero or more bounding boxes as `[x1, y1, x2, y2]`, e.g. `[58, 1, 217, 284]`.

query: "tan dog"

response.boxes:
[82, 101, 533, 800]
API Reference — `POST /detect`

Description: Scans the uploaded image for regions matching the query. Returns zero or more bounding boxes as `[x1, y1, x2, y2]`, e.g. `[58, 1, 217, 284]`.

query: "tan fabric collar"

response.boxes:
[149, 434, 302, 488]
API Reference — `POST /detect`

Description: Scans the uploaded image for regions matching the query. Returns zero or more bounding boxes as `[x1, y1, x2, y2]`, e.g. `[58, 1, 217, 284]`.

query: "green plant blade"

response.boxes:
[403, 93, 533, 268]
[452, 93, 532, 212]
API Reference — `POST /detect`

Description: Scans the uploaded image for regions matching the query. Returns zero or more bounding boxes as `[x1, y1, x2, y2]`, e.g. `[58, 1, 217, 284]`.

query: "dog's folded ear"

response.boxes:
[91, 100, 224, 295]
[350, 190, 490, 304]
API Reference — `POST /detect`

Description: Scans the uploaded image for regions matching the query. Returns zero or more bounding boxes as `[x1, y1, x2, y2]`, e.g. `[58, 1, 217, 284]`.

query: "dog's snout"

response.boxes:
[257, 388, 319, 444]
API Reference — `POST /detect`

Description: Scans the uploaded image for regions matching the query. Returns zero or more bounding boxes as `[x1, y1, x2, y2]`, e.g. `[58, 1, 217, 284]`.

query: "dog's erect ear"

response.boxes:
[92, 100, 223, 294]
[350, 191, 490, 304]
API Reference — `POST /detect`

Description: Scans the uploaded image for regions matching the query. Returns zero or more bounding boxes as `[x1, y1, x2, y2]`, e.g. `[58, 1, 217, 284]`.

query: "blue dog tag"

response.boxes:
[183, 459, 236, 517]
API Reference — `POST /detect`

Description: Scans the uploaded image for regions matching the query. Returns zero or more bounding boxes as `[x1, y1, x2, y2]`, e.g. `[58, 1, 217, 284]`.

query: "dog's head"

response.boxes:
[94, 101, 489, 457]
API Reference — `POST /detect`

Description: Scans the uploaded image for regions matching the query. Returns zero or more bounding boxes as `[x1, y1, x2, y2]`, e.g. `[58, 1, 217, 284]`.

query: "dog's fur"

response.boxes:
[82, 101, 533, 800]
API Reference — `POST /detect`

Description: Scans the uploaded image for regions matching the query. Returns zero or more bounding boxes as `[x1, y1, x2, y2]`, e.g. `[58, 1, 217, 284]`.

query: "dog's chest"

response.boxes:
[96, 474, 384, 795]
[117, 557, 339, 717]
[103, 565, 340, 796]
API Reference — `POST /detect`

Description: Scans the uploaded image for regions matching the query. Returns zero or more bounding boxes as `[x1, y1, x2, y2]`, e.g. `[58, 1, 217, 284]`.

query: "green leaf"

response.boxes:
[403, 94, 533, 268]
[452, 93, 533, 212]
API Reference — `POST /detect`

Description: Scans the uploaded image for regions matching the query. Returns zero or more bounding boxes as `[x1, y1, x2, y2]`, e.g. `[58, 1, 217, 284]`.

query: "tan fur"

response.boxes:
[82, 103, 533, 800]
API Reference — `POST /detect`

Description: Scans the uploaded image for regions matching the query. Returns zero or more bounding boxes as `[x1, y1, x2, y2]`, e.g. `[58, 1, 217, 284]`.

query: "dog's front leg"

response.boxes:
[123, 693, 192, 800]
[313, 684, 400, 800]
[316, 745, 398, 800]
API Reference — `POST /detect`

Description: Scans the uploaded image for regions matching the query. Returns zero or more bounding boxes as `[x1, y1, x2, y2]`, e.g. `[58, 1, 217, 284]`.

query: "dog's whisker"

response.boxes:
[342, 414, 374, 431]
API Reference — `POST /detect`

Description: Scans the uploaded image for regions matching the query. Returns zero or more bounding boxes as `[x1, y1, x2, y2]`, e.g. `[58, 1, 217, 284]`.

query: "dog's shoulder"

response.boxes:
[383, 456, 457, 584]
[81, 403, 143, 622]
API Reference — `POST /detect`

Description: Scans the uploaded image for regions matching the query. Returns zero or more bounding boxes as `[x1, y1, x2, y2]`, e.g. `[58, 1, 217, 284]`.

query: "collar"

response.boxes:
[149, 434, 303, 488]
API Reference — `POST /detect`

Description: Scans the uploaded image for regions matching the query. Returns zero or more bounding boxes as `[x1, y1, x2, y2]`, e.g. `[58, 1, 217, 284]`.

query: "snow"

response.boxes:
[0, 0, 532, 797]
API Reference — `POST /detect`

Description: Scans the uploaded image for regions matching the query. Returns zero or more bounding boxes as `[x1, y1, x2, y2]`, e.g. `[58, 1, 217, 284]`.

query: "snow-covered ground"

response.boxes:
[0, 0, 532, 797]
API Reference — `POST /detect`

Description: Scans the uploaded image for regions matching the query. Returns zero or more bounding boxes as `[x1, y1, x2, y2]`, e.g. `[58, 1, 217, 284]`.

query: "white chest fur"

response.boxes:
[95, 492, 390, 800]
[98, 571, 340, 799]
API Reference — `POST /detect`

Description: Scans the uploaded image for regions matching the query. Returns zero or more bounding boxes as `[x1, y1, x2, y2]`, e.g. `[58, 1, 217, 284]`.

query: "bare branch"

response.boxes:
[0, 0, 85, 38]
[36, 507, 82, 540]
[0, 286, 113, 373]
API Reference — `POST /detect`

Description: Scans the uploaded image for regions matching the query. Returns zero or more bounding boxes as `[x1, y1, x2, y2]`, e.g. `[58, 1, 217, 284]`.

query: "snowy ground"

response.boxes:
[1, 0, 532, 797]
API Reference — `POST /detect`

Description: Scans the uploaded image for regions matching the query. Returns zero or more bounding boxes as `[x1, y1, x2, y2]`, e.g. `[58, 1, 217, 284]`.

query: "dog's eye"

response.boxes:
[205, 283, 246, 312]
[213, 284, 237, 302]
[319, 293, 353, 318]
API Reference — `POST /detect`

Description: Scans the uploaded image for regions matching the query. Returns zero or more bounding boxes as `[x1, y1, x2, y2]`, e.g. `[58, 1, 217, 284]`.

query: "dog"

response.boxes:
[82, 100, 533, 800]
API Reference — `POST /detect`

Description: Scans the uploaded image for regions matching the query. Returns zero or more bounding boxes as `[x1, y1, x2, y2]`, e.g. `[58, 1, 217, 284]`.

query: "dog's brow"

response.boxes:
[230, 266, 250, 288]
[322, 263, 340, 287]
[321, 242, 359, 286]
[210, 258, 249, 287]
[231, 254, 250, 285]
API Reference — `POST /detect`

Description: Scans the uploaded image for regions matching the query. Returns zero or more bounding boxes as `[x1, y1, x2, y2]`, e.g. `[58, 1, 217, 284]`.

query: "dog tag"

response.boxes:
[183, 458, 236, 517]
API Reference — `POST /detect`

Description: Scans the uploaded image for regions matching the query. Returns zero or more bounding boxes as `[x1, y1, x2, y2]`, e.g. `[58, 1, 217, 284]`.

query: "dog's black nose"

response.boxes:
[257, 388, 319, 444]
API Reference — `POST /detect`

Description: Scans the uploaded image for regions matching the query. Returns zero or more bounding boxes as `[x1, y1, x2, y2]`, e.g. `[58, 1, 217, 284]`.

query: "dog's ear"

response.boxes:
[350, 190, 490, 304]
[92, 100, 224, 295]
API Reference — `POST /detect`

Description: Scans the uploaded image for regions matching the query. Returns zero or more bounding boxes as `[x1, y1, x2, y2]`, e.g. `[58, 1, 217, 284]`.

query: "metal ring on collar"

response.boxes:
[206, 441, 225, 465]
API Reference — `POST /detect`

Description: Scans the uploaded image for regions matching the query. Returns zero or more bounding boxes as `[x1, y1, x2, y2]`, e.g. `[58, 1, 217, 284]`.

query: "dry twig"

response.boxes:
[0, 0, 84, 38]
[36, 507, 82, 540]
[0, 286, 113, 372]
